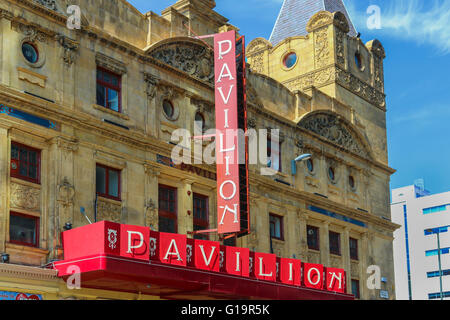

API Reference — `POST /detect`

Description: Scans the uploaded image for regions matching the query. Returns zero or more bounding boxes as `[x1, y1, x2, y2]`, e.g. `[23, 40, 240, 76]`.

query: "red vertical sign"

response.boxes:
[214, 30, 240, 234]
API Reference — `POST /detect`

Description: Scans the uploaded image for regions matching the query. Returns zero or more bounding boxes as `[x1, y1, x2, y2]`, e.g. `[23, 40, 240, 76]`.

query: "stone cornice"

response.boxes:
[0, 263, 58, 282]
[282, 64, 386, 111]
[0, 86, 170, 156]
[253, 174, 400, 233]
[11, 0, 68, 25]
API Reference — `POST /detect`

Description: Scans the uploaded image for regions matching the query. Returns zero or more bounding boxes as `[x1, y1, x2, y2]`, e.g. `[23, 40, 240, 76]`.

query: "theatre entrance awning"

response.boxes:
[53, 255, 354, 300]
[53, 221, 354, 300]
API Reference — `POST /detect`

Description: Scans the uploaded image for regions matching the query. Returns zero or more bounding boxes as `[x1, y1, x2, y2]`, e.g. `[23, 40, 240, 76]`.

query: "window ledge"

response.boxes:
[93, 104, 130, 121]
[10, 177, 41, 189]
[97, 195, 122, 206]
[271, 238, 285, 244]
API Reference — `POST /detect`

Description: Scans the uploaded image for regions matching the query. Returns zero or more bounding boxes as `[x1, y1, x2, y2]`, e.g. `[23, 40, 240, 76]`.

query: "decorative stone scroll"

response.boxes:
[16, 23, 48, 43]
[298, 111, 371, 159]
[147, 40, 214, 85]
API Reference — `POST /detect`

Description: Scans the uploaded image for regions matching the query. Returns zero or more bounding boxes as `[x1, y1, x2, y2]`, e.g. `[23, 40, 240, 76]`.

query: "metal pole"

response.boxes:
[437, 231, 443, 300]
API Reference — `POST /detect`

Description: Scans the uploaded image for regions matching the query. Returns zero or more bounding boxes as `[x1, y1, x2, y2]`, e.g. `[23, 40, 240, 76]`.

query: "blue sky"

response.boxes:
[129, 0, 450, 195]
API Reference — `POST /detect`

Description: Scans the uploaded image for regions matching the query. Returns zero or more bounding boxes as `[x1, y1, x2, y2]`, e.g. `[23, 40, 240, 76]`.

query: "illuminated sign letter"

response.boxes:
[164, 239, 183, 262]
[127, 231, 144, 253]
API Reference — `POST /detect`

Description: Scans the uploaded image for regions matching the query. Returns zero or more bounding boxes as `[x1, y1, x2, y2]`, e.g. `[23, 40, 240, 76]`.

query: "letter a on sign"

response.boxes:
[214, 30, 241, 234]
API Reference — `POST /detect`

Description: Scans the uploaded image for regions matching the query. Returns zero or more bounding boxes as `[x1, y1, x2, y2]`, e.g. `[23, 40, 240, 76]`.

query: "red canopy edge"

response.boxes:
[53, 255, 354, 300]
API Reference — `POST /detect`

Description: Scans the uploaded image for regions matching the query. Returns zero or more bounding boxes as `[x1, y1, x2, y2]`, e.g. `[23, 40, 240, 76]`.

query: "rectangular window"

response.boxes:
[307, 225, 320, 251]
[159, 185, 177, 234]
[329, 231, 341, 256]
[9, 212, 39, 247]
[350, 237, 359, 260]
[267, 137, 282, 172]
[351, 279, 360, 299]
[425, 226, 448, 235]
[428, 291, 450, 300]
[269, 214, 284, 241]
[96, 68, 121, 113]
[96, 164, 121, 201]
[427, 269, 450, 278]
[11, 142, 41, 184]
[193, 194, 209, 240]
[423, 205, 448, 215]
[426, 248, 450, 257]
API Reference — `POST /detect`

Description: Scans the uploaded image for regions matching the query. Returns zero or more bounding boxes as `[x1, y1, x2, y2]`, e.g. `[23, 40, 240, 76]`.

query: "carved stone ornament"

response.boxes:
[306, 11, 333, 33]
[148, 40, 214, 85]
[56, 35, 79, 65]
[332, 12, 350, 33]
[10, 182, 40, 212]
[315, 28, 330, 68]
[246, 37, 271, 55]
[191, 98, 213, 114]
[143, 73, 160, 99]
[145, 199, 158, 230]
[298, 112, 370, 159]
[57, 177, 75, 208]
[34, 0, 58, 11]
[97, 199, 122, 223]
[18, 23, 47, 43]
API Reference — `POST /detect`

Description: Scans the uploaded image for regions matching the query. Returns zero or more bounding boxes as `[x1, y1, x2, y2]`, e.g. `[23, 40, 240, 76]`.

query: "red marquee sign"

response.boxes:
[60, 222, 347, 295]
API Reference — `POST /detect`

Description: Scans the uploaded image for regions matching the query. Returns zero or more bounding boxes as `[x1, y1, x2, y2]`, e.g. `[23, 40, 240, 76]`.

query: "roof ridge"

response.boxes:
[269, 0, 357, 46]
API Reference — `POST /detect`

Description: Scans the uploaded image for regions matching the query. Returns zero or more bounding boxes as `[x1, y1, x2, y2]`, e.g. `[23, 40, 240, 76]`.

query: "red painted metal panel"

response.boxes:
[53, 255, 353, 300]
[214, 30, 241, 234]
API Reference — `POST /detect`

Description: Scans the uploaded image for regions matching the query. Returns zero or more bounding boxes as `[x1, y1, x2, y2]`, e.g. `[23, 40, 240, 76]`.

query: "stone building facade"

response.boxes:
[0, 0, 398, 300]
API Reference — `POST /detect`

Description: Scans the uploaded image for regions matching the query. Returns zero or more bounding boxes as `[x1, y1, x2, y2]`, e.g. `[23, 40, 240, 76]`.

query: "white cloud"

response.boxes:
[349, 0, 450, 54]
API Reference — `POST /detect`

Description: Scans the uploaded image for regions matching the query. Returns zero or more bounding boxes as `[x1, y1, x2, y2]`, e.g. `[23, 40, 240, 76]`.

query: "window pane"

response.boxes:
[19, 163, 28, 177]
[351, 280, 360, 299]
[111, 75, 119, 87]
[107, 89, 119, 112]
[28, 165, 37, 179]
[10, 214, 37, 246]
[19, 148, 28, 163]
[11, 145, 19, 159]
[159, 216, 176, 234]
[96, 166, 106, 195]
[103, 72, 110, 84]
[307, 226, 319, 250]
[29, 151, 37, 166]
[108, 169, 119, 198]
[96, 84, 106, 107]
[330, 232, 341, 255]
[270, 215, 282, 239]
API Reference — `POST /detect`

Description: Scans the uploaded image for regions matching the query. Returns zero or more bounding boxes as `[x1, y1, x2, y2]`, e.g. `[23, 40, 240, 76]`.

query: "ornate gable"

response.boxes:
[146, 38, 214, 86]
[298, 111, 372, 159]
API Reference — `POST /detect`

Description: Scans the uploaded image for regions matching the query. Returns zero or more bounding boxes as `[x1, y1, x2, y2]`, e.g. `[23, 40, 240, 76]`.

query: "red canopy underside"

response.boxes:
[53, 255, 354, 300]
